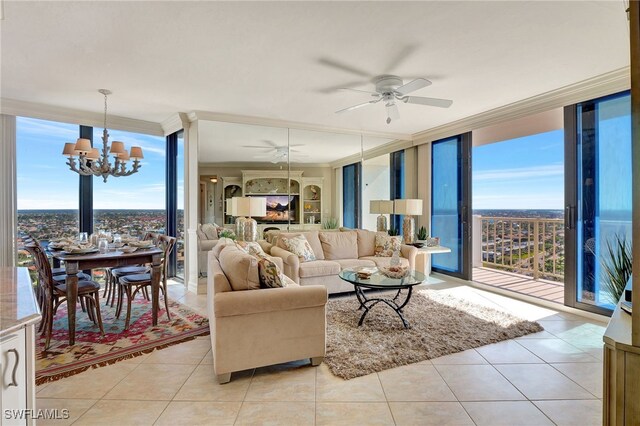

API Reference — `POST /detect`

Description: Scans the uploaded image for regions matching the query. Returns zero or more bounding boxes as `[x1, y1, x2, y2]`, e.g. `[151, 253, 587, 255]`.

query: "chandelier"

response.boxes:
[62, 89, 143, 182]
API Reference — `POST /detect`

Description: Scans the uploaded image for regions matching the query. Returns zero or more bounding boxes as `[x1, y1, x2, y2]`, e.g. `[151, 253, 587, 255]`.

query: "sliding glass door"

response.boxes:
[431, 133, 472, 279]
[565, 91, 631, 314]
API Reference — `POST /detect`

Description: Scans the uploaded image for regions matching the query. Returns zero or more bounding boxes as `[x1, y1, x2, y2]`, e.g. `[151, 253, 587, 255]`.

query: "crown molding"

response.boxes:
[189, 110, 412, 141]
[199, 161, 332, 169]
[411, 67, 630, 145]
[0, 98, 164, 136]
[329, 138, 413, 169]
[160, 113, 184, 136]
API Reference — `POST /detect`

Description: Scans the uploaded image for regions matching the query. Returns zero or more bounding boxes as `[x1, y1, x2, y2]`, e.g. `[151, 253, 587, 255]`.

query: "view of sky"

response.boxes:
[472, 129, 564, 210]
[16, 117, 183, 210]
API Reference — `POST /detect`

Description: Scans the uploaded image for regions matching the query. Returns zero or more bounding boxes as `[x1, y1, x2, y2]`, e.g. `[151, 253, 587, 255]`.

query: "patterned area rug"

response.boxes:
[326, 290, 543, 379]
[36, 297, 209, 385]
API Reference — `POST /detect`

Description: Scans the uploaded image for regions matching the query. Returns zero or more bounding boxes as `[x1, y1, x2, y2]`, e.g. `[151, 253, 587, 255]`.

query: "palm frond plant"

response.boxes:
[601, 234, 632, 305]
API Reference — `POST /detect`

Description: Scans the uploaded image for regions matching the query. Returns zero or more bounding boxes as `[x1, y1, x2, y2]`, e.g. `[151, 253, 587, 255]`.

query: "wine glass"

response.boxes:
[78, 232, 88, 244]
[113, 233, 122, 247]
[98, 238, 108, 254]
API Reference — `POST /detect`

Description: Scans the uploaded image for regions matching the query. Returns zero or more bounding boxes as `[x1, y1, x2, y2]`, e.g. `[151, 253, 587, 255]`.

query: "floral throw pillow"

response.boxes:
[253, 253, 286, 288]
[374, 232, 401, 257]
[282, 235, 316, 262]
[235, 241, 265, 256]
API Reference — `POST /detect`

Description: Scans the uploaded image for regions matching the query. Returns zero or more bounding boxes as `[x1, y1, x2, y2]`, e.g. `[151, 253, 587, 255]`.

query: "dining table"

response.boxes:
[52, 247, 163, 345]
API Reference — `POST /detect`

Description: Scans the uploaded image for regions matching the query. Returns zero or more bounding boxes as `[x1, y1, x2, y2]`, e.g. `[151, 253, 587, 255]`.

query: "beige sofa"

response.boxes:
[207, 245, 327, 383]
[270, 229, 418, 294]
[197, 224, 219, 276]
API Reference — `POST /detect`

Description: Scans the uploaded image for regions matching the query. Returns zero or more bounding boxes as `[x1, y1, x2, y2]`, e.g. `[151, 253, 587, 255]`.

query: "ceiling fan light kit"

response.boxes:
[335, 75, 453, 124]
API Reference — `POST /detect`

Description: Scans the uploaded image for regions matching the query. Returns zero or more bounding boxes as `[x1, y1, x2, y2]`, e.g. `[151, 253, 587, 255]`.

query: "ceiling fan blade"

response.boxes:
[242, 145, 275, 150]
[318, 58, 372, 78]
[383, 44, 419, 74]
[335, 99, 379, 114]
[394, 78, 432, 96]
[289, 144, 305, 148]
[261, 140, 279, 148]
[402, 96, 453, 108]
[386, 103, 400, 123]
[338, 88, 381, 97]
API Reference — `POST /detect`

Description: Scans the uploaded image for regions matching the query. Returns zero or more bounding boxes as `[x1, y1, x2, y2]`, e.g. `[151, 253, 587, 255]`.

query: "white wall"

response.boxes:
[362, 154, 390, 231]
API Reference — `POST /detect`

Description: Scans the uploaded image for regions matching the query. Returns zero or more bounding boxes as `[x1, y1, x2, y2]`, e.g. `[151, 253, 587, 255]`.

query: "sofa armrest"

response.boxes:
[400, 244, 418, 270]
[199, 239, 218, 252]
[258, 240, 273, 254]
[271, 246, 300, 283]
[214, 285, 327, 318]
[265, 254, 283, 271]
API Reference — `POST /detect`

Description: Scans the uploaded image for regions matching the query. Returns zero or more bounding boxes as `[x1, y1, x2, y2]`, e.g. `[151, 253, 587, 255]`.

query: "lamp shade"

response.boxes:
[118, 149, 130, 162]
[232, 197, 267, 217]
[62, 143, 78, 157]
[110, 141, 125, 155]
[394, 199, 423, 216]
[74, 138, 92, 154]
[129, 146, 144, 159]
[370, 200, 394, 214]
[87, 148, 100, 160]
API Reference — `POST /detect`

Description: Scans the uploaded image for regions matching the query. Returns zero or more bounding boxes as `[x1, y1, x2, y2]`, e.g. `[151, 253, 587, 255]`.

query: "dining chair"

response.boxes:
[103, 232, 154, 306]
[115, 234, 176, 330]
[25, 242, 105, 349]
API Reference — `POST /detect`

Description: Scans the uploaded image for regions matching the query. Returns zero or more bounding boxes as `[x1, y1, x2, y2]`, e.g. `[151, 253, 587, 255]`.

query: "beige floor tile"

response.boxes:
[517, 338, 598, 363]
[37, 363, 137, 399]
[534, 399, 602, 425]
[434, 364, 525, 401]
[154, 401, 241, 425]
[495, 364, 595, 400]
[316, 402, 395, 425]
[235, 402, 315, 425]
[244, 364, 316, 401]
[173, 364, 252, 401]
[537, 320, 605, 338]
[551, 362, 603, 398]
[431, 349, 488, 365]
[36, 382, 49, 394]
[35, 398, 97, 426]
[389, 401, 474, 425]
[143, 336, 211, 364]
[462, 401, 554, 426]
[103, 363, 196, 400]
[475, 340, 543, 364]
[378, 364, 457, 402]
[119, 353, 150, 365]
[200, 349, 213, 364]
[74, 399, 168, 425]
[315, 364, 386, 401]
[514, 330, 557, 339]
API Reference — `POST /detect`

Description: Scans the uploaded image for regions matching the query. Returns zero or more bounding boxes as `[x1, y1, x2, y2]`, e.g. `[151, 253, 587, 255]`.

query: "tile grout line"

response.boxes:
[374, 371, 398, 426]
[429, 362, 479, 425]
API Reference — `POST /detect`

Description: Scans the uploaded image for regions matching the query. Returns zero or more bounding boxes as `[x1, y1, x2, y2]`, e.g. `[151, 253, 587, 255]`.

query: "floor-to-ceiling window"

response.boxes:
[176, 131, 185, 279]
[343, 162, 361, 228]
[16, 117, 80, 243]
[92, 127, 166, 236]
[390, 150, 405, 233]
[566, 91, 631, 312]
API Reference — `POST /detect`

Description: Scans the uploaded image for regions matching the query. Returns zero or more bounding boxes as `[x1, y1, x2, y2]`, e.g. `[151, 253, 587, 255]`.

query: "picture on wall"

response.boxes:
[261, 195, 297, 222]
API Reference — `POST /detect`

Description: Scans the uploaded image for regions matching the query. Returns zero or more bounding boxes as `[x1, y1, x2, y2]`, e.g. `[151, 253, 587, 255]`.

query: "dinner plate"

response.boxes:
[62, 247, 99, 255]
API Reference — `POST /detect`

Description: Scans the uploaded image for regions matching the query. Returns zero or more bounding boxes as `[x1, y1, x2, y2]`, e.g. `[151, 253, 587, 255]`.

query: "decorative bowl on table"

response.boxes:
[379, 265, 409, 279]
[409, 242, 425, 248]
[62, 244, 99, 254]
[426, 237, 440, 247]
[120, 246, 138, 254]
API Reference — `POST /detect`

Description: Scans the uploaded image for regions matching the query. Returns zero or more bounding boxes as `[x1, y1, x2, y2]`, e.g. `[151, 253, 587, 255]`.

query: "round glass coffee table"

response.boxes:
[338, 268, 426, 329]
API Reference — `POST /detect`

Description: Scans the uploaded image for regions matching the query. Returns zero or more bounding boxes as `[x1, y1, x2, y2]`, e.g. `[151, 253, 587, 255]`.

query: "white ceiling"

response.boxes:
[0, 1, 630, 144]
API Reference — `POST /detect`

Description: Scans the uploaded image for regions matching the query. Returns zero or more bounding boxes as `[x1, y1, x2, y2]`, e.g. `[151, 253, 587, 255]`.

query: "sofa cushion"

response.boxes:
[356, 229, 376, 258]
[196, 224, 207, 241]
[275, 231, 325, 260]
[218, 245, 261, 291]
[335, 259, 376, 270]
[253, 253, 285, 288]
[375, 232, 401, 257]
[212, 238, 236, 259]
[298, 260, 341, 278]
[201, 223, 219, 240]
[319, 231, 358, 260]
[360, 256, 410, 269]
[282, 235, 317, 262]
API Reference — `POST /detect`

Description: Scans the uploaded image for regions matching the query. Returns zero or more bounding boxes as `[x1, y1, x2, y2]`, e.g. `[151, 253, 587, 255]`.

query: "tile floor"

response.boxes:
[36, 279, 607, 425]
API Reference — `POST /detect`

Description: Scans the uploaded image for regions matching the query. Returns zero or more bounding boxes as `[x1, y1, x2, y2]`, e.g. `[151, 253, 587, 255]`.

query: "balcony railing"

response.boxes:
[477, 216, 564, 282]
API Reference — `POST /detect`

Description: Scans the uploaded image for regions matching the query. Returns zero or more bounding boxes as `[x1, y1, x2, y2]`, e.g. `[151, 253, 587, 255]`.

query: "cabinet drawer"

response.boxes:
[1, 331, 27, 425]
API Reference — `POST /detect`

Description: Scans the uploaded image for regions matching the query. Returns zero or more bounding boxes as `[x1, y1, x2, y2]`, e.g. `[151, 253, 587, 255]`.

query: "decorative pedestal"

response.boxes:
[236, 217, 258, 242]
[376, 215, 388, 232]
[402, 216, 415, 244]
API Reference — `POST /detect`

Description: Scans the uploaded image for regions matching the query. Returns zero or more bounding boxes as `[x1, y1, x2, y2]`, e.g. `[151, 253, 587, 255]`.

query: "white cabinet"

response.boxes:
[1, 328, 31, 426]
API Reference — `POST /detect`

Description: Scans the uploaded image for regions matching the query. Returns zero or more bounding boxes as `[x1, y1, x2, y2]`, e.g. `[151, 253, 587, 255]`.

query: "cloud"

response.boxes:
[17, 117, 78, 139]
[474, 164, 563, 181]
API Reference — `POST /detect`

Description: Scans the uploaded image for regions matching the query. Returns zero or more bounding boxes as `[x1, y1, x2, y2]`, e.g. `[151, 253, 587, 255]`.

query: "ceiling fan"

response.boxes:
[241, 140, 308, 163]
[335, 75, 453, 124]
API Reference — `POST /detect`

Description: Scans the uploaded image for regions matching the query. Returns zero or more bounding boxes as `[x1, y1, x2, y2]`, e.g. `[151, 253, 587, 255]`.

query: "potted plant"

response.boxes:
[388, 227, 399, 236]
[601, 234, 632, 305]
[322, 217, 339, 230]
[416, 226, 428, 242]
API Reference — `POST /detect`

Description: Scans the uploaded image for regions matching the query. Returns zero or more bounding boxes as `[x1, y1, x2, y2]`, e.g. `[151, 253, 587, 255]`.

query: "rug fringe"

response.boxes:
[36, 331, 210, 386]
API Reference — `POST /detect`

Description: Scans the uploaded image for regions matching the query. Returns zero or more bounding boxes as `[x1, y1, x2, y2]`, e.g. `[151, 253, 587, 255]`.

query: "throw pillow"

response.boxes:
[374, 232, 401, 257]
[235, 241, 265, 256]
[201, 223, 218, 240]
[253, 253, 286, 288]
[282, 235, 317, 262]
[319, 231, 358, 260]
[218, 245, 261, 290]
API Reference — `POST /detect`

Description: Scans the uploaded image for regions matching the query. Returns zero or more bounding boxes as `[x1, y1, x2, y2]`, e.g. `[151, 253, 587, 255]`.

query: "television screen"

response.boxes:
[260, 195, 297, 222]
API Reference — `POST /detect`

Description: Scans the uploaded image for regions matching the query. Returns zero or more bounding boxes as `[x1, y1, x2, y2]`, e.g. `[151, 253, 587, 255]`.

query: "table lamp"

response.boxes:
[394, 199, 423, 244]
[369, 200, 394, 232]
[232, 197, 267, 242]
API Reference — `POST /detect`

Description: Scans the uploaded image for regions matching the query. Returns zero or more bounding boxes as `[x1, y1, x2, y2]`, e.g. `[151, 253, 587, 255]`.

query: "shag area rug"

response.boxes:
[35, 297, 209, 385]
[326, 290, 543, 379]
